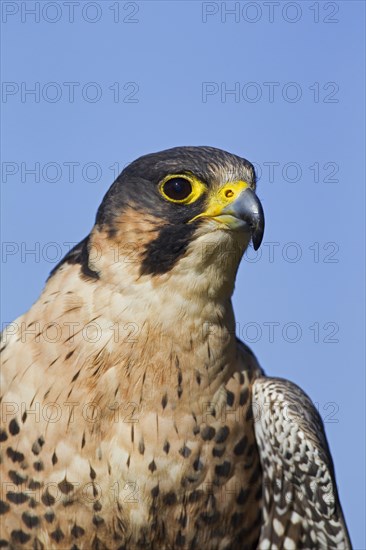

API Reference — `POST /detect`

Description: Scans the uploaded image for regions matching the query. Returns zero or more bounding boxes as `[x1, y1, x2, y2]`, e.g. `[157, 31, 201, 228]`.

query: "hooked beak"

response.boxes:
[190, 182, 265, 251]
[218, 187, 265, 250]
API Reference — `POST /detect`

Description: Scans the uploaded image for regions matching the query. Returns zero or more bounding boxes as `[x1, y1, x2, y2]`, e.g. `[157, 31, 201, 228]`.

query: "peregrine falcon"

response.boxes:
[0, 147, 351, 549]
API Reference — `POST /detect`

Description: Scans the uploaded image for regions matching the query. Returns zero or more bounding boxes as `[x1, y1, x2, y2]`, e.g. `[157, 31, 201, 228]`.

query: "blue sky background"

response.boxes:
[1, 1, 365, 546]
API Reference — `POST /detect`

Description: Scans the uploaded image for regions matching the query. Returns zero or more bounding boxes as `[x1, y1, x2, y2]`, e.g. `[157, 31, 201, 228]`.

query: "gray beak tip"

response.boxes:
[251, 198, 265, 250]
[227, 187, 265, 250]
[252, 228, 264, 251]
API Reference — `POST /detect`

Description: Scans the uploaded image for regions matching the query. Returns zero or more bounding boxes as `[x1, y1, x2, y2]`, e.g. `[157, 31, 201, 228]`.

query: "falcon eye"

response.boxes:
[162, 177, 192, 202]
[159, 174, 206, 205]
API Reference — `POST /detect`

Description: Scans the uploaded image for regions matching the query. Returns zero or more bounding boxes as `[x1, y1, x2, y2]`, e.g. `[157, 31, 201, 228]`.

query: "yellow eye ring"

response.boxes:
[159, 174, 206, 204]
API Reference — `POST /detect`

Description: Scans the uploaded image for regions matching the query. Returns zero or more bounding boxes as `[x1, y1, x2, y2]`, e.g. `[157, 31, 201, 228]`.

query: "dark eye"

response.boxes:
[162, 177, 192, 202]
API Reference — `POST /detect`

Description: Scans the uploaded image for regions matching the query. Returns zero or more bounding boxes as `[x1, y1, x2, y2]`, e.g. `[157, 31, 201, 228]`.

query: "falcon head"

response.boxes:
[54, 146, 264, 299]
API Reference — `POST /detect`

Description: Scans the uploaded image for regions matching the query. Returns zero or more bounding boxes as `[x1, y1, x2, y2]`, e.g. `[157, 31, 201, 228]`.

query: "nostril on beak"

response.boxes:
[225, 189, 234, 198]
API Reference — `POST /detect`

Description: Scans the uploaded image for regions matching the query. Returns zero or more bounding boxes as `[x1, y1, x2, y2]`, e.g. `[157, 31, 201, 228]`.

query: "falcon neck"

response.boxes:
[84, 267, 239, 404]
[75, 224, 246, 400]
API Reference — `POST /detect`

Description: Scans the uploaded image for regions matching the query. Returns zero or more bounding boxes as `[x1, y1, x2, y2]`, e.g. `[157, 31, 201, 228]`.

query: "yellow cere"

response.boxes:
[159, 174, 207, 204]
[190, 180, 249, 222]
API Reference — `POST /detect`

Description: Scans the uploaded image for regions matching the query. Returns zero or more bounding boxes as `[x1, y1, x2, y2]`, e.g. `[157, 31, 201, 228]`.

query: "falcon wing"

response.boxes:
[252, 377, 351, 550]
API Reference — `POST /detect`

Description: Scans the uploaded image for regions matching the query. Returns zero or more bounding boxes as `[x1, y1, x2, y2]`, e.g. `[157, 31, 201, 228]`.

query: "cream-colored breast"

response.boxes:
[0, 239, 262, 548]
